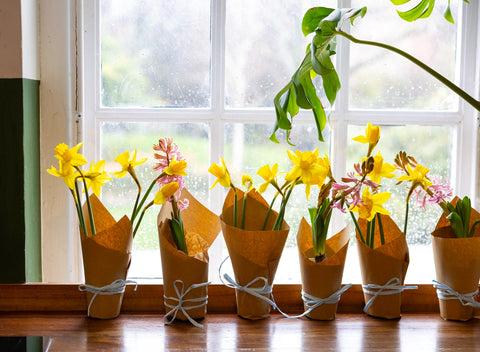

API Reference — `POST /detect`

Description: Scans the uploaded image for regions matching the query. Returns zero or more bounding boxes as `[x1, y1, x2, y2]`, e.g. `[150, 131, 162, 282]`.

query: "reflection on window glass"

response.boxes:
[349, 0, 459, 110]
[100, 0, 211, 108]
[225, 0, 336, 108]
[100, 122, 209, 278]
[347, 125, 453, 245]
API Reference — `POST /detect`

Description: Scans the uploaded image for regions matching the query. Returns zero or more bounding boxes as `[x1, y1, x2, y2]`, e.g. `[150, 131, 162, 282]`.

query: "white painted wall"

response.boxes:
[21, 0, 39, 80]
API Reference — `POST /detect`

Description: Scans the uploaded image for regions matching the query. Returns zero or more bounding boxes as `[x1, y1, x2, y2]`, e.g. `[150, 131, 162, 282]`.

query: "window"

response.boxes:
[73, 0, 479, 285]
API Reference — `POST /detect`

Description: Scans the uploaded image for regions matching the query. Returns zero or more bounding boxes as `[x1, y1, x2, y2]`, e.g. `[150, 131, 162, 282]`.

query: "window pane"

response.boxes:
[346, 125, 453, 283]
[349, 1, 459, 110]
[100, 0, 211, 108]
[225, 0, 336, 108]
[100, 122, 210, 279]
[224, 124, 331, 282]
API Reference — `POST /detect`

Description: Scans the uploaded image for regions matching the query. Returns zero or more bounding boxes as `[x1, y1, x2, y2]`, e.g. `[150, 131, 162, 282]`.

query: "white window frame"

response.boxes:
[40, 0, 479, 282]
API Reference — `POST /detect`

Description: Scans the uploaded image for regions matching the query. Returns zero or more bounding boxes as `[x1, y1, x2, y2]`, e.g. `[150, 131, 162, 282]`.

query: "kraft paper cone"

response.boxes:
[158, 188, 221, 321]
[356, 214, 409, 319]
[220, 189, 289, 320]
[80, 194, 133, 319]
[296, 218, 350, 320]
[431, 197, 480, 321]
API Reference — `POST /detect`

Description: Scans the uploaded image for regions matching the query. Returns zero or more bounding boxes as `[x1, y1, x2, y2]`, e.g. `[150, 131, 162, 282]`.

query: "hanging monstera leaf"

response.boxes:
[271, 7, 366, 143]
[390, 0, 469, 24]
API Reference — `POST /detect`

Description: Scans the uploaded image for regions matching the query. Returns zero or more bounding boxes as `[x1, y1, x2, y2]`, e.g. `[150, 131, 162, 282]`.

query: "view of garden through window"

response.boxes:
[95, 0, 461, 283]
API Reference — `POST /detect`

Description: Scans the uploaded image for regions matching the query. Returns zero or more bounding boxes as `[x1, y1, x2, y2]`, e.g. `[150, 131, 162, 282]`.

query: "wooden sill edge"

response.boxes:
[0, 283, 441, 314]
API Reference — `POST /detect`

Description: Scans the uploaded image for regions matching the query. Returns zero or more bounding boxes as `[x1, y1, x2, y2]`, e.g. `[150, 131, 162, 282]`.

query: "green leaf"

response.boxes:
[469, 220, 480, 238]
[169, 216, 188, 255]
[447, 212, 465, 238]
[390, 0, 410, 5]
[302, 7, 335, 36]
[444, 1, 455, 23]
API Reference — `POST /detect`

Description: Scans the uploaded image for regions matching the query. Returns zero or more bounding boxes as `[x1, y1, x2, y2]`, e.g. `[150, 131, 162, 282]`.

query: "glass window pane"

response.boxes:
[100, 0, 211, 108]
[346, 125, 453, 283]
[224, 123, 331, 282]
[225, 0, 336, 108]
[100, 122, 210, 279]
[349, 1, 459, 110]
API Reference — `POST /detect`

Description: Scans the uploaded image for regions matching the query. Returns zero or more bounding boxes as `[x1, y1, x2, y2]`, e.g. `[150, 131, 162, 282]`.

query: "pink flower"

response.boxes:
[413, 175, 453, 209]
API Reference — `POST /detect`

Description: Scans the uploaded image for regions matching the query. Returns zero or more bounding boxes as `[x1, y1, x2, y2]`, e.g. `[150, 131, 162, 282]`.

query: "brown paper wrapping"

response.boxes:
[158, 188, 221, 321]
[297, 218, 350, 320]
[80, 194, 133, 319]
[356, 214, 409, 319]
[220, 189, 289, 320]
[431, 198, 480, 321]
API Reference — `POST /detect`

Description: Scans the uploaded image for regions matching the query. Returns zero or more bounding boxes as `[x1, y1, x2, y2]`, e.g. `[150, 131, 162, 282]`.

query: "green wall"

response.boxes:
[0, 78, 41, 283]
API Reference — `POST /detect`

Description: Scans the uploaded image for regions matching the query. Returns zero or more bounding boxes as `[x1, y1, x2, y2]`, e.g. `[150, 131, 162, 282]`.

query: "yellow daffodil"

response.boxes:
[285, 149, 323, 183]
[164, 155, 187, 176]
[365, 151, 396, 184]
[242, 174, 253, 192]
[397, 163, 432, 188]
[350, 188, 391, 221]
[352, 123, 381, 156]
[209, 157, 232, 189]
[47, 161, 79, 190]
[306, 154, 331, 199]
[154, 182, 179, 205]
[83, 160, 112, 197]
[257, 163, 279, 193]
[54, 142, 87, 167]
[112, 150, 147, 178]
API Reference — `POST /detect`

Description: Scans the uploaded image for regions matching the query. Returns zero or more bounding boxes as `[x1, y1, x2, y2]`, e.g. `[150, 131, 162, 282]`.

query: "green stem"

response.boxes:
[233, 187, 238, 228]
[75, 168, 96, 235]
[241, 193, 248, 230]
[132, 172, 165, 223]
[133, 201, 154, 238]
[129, 167, 143, 223]
[73, 181, 87, 236]
[366, 221, 372, 248]
[377, 213, 385, 246]
[273, 182, 296, 231]
[262, 193, 279, 231]
[350, 211, 365, 244]
[369, 216, 376, 249]
[404, 200, 410, 236]
[336, 31, 480, 113]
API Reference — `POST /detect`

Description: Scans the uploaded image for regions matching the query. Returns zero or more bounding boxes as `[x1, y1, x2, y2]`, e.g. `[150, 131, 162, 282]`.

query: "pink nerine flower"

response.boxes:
[413, 175, 453, 209]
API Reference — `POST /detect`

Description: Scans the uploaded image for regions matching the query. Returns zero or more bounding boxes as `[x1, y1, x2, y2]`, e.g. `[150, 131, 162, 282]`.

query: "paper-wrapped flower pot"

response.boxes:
[80, 195, 133, 319]
[158, 188, 221, 322]
[356, 214, 409, 319]
[297, 218, 350, 320]
[431, 198, 480, 321]
[220, 189, 289, 320]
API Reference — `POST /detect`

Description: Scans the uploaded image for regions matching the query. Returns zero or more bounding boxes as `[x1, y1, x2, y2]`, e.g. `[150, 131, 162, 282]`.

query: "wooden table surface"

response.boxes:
[0, 312, 479, 351]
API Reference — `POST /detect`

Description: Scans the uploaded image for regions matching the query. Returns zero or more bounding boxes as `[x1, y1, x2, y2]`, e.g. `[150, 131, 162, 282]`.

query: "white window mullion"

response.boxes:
[454, 0, 479, 199]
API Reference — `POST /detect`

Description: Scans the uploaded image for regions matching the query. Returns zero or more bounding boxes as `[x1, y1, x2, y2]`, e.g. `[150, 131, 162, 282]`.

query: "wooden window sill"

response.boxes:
[0, 283, 442, 313]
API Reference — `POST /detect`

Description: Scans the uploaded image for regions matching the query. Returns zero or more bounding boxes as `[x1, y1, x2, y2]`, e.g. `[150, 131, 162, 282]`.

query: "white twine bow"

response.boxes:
[219, 256, 351, 319]
[78, 279, 138, 316]
[362, 277, 417, 313]
[163, 280, 210, 329]
[433, 280, 480, 308]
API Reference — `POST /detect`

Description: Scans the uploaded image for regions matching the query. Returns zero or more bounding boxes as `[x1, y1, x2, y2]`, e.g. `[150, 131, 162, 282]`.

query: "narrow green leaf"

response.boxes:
[169, 217, 188, 254]
[444, 4, 454, 24]
[469, 220, 480, 238]
[302, 7, 335, 36]
[447, 212, 465, 238]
